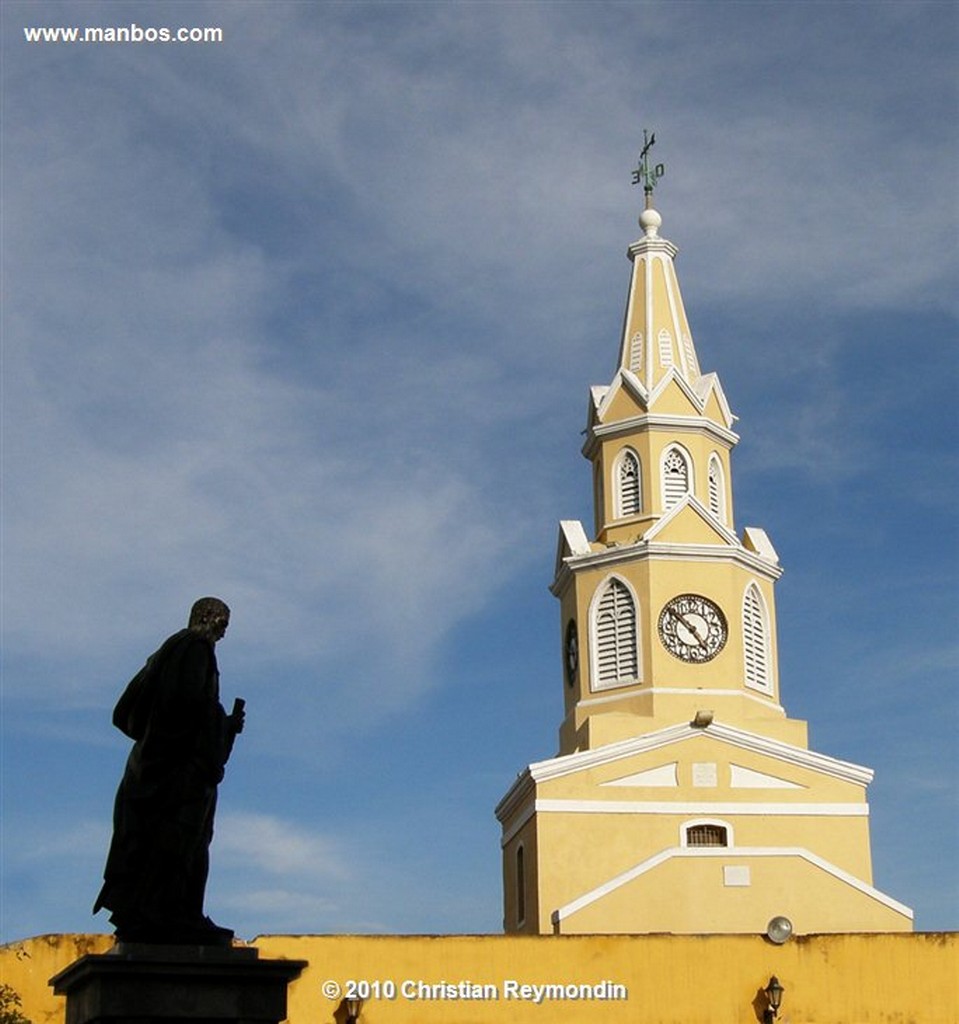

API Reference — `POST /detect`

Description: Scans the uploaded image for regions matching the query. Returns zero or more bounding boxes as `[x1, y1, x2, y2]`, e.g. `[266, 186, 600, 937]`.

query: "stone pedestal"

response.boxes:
[50, 944, 307, 1024]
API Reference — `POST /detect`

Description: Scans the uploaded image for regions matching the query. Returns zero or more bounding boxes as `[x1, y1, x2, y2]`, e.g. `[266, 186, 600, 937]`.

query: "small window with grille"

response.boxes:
[686, 823, 728, 847]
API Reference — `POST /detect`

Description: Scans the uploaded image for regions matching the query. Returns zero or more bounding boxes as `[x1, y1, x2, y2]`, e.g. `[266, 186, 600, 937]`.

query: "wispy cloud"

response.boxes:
[2, 0, 956, 937]
[216, 812, 349, 880]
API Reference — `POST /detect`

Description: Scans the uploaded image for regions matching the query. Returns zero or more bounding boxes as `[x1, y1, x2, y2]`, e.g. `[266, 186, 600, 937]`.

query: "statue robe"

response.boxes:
[94, 629, 236, 942]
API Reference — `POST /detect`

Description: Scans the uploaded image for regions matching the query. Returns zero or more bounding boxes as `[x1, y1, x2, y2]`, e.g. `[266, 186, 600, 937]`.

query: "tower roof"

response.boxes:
[615, 205, 706, 396]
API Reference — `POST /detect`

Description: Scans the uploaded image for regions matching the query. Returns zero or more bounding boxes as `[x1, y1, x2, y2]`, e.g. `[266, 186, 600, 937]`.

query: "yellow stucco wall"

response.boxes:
[3, 932, 956, 1024]
[497, 715, 901, 935]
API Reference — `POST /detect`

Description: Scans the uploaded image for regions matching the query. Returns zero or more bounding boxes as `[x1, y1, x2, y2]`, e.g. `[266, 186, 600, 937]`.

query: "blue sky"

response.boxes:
[1, 1, 956, 941]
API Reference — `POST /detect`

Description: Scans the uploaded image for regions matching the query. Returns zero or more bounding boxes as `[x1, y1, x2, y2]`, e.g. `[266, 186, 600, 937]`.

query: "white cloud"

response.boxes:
[216, 812, 349, 880]
[11, 819, 109, 863]
[2, 0, 955, 937]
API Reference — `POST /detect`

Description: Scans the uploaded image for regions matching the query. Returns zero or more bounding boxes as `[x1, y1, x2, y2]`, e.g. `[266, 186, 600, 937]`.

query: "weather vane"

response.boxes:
[631, 129, 665, 205]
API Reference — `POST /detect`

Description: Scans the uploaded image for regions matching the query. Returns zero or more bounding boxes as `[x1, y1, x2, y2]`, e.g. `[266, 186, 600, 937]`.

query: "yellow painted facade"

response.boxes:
[4, 931, 957, 1024]
[495, 204, 913, 935]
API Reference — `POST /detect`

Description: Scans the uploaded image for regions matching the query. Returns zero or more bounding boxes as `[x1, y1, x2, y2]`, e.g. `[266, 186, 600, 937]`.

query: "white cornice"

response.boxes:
[550, 534, 783, 596]
[583, 413, 739, 459]
[574, 686, 785, 715]
[628, 236, 678, 260]
[534, 798, 868, 816]
[495, 722, 874, 822]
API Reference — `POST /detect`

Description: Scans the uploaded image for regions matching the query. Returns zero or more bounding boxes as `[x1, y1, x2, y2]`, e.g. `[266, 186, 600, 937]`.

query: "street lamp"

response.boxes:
[763, 975, 784, 1023]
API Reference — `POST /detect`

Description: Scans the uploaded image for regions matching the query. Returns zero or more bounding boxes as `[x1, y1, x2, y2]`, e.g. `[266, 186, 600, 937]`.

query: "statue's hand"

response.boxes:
[230, 697, 246, 735]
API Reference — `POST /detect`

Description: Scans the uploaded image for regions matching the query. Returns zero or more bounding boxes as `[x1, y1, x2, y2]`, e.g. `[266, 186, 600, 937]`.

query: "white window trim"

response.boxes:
[588, 574, 643, 692]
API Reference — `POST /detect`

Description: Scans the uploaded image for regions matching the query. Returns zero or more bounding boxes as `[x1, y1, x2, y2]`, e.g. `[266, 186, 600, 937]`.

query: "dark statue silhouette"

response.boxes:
[94, 597, 245, 945]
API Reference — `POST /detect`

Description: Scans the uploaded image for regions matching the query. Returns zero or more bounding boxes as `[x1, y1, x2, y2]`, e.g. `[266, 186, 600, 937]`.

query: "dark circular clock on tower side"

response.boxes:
[564, 620, 579, 685]
[658, 593, 728, 663]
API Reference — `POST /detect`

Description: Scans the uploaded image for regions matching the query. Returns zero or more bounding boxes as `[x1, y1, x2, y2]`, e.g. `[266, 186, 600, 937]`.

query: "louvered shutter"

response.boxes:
[708, 457, 723, 519]
[663, 448, 689, 509]
[595, 579, 637, 687]
[629, 332, 643, 374]
[618, 451, 640, 517]
[743, 585, 770, 691]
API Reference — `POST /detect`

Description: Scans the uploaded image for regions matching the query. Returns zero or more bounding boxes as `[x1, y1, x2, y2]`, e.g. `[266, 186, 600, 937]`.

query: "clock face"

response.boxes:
[658, 594, 728, 663]
[564, 620, 579, 685]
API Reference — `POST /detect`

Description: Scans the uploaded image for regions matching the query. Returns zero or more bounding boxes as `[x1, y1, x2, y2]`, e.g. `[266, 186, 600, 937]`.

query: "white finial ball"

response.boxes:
[639, 207, 662, 237]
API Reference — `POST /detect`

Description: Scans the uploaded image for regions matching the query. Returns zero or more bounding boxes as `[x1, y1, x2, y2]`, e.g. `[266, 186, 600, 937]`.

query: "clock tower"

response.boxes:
[495, 146, 912, 936]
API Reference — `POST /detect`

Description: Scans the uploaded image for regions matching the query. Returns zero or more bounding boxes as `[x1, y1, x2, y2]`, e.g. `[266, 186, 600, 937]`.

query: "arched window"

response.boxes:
[708, 454, 726, 522]
[516, 844, 526, 926]
[614, 449, 641, 518]
[661, 445, 691, 510]
[684, 822, 729, 848]
[629, 331, 643, 374]
[743, 583, 772, 693]
[592, 577, 639, 690]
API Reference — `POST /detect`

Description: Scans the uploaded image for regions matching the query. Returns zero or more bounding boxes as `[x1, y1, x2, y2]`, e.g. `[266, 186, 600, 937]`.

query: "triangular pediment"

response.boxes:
[643, 494, 740, 547]
[553, 520, 592, 578]
[693, 372, 736, 429]
[742, 526, 780, 564]
[648, 369, 703, 417]
[587, 386, 609, 431]
[594, 370, 649, 424]
[511, 721, 874, 794]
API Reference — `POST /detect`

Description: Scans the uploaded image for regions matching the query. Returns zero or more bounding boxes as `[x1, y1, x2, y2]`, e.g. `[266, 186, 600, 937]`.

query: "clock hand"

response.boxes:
[666, 607, 707, 646]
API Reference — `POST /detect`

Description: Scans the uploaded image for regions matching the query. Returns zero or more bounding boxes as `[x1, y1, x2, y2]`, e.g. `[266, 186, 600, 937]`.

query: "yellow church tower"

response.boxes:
[495, 139, 913, 937]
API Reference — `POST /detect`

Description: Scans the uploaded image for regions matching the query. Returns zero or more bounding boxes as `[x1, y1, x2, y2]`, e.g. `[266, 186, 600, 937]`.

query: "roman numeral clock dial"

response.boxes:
[658, 594, 728, 663]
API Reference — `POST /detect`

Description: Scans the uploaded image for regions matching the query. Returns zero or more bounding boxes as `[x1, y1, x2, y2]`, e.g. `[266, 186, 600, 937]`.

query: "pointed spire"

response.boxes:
[617, 132, 701, 389]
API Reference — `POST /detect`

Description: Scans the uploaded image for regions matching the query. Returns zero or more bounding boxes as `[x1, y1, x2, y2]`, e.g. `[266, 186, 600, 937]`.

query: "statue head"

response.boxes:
[188, 597, 230, 643]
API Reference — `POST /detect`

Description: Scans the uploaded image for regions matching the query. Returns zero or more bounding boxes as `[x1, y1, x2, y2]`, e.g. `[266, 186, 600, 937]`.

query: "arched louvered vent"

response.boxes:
[594, 578, 638, 689]
[658, 328, 673, 369]
[629, 332, 644, 374]
[708, 455, 726, 522]
[662, 447, 690, 510]
[743, 583, 771, 693]
[616, 450, 641, 518]
[682, 333, 699, 378]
